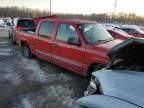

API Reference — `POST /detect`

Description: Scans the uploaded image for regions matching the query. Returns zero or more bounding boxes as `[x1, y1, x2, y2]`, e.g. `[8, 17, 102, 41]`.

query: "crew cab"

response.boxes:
[16, 18, 123, 76]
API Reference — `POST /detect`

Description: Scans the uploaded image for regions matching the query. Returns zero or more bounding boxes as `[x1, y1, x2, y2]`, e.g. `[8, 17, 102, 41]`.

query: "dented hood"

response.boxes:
[93, 39, 123, 52]
[92, 70, 144, 108]
[108, 38, 144, 58]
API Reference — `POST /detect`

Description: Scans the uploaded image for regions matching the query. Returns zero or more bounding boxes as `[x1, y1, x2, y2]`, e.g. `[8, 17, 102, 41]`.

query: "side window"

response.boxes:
[39, 22, 55, 38]
[56, 24, 79, 42]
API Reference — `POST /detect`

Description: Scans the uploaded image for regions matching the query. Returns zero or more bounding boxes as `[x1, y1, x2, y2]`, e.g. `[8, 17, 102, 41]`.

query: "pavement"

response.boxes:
[0, 28, 89, 108]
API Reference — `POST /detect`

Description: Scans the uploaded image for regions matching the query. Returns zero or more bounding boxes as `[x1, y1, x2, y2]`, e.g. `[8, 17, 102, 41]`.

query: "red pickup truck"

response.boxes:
[16, 18, 123, 76]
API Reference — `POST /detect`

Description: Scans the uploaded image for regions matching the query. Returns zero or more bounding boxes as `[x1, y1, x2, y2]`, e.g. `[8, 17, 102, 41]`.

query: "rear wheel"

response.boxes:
[12, 32, 17, 45]
[8, 32, 11, 39]
[22, 44, 32, 58]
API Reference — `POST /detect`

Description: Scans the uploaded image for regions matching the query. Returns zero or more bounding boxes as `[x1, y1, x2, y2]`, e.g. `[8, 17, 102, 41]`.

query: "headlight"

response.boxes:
[84, 75, 97, 96]
[89, 80, 97, 90]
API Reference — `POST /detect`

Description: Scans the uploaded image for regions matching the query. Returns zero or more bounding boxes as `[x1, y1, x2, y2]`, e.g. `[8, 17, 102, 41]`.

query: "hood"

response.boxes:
[93, 39, 123, 52]
[75, 95, 139, 108]
[108, 38, 144, 58]
[92, 70, 144, 108]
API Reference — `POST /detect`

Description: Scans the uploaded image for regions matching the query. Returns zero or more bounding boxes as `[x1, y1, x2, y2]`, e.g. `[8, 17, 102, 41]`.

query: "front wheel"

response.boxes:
[22, 44, 32, 58]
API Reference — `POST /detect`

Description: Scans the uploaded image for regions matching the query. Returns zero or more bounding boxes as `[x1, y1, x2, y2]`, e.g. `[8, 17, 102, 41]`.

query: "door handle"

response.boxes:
[52, 44, 58, 48]
[36, 39, 40, 43]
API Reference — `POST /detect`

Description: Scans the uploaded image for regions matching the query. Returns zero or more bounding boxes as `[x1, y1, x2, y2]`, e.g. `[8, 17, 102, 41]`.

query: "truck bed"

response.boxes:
[16, 28, 36, 52]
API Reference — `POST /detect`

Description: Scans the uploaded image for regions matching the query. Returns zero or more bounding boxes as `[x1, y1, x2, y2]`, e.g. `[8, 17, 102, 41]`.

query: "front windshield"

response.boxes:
[78, 23, 113, 44]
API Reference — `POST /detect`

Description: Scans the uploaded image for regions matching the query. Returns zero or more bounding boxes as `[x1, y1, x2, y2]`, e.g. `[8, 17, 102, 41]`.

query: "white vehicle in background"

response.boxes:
[0, 19, 6, 27]
[0, 18, 14, 39]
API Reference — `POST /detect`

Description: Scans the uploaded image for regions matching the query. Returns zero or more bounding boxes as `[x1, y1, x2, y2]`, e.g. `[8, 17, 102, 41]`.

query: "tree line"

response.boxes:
[0, 6, 144, 25]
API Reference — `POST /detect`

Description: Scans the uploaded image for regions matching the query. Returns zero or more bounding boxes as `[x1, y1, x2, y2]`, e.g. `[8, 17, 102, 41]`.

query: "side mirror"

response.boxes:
[67, 37, 81, 45]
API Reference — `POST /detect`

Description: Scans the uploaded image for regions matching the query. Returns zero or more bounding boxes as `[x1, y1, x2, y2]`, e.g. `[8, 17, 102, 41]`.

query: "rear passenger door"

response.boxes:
[52, 23, 85, 74]
[35, 21, 55, 62]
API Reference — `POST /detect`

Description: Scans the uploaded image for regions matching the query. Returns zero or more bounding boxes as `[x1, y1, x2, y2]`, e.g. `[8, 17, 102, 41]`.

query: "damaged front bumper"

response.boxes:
[84, 76, 97, 96]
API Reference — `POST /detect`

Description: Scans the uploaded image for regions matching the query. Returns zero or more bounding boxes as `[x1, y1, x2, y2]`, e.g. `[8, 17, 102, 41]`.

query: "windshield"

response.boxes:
[78, 23, 113, 44]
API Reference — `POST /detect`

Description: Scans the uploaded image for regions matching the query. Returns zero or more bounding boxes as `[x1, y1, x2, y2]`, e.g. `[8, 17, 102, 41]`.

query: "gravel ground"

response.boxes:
[0, 29, 89, 108]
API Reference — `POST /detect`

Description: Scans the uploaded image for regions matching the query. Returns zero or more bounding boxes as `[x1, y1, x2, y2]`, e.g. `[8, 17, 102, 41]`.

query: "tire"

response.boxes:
[22, 44, 32, 58]
[12, 32, 17, 45]
[8, 32, 11, 39]
[12, 36, 16, 45]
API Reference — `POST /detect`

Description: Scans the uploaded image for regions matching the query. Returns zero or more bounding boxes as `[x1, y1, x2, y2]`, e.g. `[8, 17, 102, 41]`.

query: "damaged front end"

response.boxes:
[84, 75, 98, 96]
[85, 38, 144, 96]
[107, 38, 144, 71]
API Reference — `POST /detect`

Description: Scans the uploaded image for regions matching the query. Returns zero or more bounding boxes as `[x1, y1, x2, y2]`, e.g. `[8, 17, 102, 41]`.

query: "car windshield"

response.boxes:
[78, 23, 113, 44]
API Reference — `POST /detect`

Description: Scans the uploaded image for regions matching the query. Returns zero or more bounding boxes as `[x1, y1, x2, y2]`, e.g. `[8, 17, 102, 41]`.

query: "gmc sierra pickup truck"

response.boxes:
[16, 18, 123, 76]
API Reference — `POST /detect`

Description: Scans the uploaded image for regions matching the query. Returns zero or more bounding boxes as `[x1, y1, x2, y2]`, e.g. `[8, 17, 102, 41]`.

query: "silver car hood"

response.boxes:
[92, 70, 144, 108]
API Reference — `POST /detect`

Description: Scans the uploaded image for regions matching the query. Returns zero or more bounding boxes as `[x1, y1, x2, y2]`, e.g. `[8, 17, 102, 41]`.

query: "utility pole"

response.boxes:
[114, 0, 117, 15]
[50, 0, 51, 15]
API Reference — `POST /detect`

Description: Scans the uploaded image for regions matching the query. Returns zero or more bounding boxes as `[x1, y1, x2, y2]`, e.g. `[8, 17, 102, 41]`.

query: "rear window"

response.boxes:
[39, 22, 55, 38]
[17, 19, 35, 28]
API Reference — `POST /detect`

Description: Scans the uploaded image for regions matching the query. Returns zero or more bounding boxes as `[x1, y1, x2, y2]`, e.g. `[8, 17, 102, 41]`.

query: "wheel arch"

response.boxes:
[86, 62, 106, 77]
[87, 63, 100, 76]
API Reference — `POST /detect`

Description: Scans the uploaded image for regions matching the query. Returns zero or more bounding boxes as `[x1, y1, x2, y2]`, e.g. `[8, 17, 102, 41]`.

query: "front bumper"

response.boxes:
[84, 76, 97, 96]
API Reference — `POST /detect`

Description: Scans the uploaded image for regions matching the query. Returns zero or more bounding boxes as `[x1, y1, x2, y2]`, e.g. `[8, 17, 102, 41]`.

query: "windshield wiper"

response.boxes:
[105, 37, 114, 41]
[91, 37, 113, 44]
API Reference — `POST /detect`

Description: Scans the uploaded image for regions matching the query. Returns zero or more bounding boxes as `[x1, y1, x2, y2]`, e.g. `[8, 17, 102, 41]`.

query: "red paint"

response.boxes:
[107, 29, 134, 40]
[16, 19, 123, 76]
[129, 33, 144, 38]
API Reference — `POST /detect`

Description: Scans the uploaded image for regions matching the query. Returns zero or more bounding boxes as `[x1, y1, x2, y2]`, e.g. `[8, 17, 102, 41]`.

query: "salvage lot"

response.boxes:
[0, 28, 89, 108]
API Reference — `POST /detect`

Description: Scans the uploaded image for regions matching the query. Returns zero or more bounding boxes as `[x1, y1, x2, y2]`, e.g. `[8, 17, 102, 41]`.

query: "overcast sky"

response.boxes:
[0, 0, 144, 15]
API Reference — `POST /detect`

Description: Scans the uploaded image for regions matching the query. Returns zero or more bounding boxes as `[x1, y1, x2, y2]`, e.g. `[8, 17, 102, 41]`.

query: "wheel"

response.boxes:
[8, 32, 11, 39]
[12, 32, 17, 45]
[22, 44, 32, 58]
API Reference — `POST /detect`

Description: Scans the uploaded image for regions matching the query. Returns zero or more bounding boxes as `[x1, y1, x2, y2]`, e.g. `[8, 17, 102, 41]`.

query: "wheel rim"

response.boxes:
[23, 46, 29, 57]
